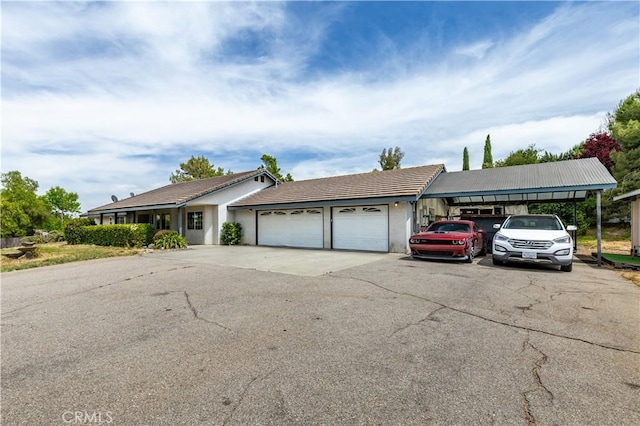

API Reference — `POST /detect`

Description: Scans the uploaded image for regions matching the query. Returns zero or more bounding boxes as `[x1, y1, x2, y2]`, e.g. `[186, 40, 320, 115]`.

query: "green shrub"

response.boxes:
[155, 233, 187, 249]
[153, 230, 178, 243]
[73, 223, 155, 247]
[221, 221, 242, 245]
[64, 218, 96, 244]
[48, 230, 65, 242]
[22, 230, 66, 244]
[22, 234, 46, 244]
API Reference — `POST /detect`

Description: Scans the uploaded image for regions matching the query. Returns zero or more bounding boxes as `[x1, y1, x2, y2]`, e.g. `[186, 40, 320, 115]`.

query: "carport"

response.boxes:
[421, 158, 617, 265]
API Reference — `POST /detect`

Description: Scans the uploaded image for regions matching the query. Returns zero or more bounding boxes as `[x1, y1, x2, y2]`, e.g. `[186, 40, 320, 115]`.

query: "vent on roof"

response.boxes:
[130, 192, 135, 197]
[111, 195, 118, 202]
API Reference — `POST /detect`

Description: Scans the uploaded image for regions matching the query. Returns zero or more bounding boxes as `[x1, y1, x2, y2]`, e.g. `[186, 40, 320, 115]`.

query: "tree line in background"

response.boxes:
[460, 89, 640, 230]
[170, 154, 294, 183]
[0, 171, 81, 238]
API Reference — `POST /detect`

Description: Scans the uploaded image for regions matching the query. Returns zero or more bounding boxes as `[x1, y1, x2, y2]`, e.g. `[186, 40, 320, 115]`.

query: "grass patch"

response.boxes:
[1, 242, 141, 273]
[577, 224, 631, 253]
[572, 225, 639, 287]
[578, 226, 631, 255]
[601, 253, 640, 265]
[620, 271, 640, 287]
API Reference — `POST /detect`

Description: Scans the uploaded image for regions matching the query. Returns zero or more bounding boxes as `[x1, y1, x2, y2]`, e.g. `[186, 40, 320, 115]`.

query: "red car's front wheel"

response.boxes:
[466, 242, 475, 263]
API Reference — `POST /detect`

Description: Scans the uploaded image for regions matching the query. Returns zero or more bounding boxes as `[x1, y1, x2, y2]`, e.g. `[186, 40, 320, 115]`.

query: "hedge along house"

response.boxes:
[228, 165, 447, 253]
[86, 170, 277, 245]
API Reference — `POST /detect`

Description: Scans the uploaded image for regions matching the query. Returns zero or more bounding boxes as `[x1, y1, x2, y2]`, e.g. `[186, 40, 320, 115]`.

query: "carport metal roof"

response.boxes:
[422, 158, 617, 205]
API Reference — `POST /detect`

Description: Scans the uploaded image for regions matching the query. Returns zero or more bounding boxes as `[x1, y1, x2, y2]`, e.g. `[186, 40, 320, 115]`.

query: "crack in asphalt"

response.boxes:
[223, 368, 277, 425]
[515, 275, 546, 294]
[183, 291, 232, 332]
[389, 306, 446, 337]
[331, 274, 640, 354]
[1, 266, 194, 316]
[522, 332, 554, 426]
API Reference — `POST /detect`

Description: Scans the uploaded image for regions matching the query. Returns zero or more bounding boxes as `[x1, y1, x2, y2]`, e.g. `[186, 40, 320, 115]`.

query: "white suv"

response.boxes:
[492, 214, 577, 272]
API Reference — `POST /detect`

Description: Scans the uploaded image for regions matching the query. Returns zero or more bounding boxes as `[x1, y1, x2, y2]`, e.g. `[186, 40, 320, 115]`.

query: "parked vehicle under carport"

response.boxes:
[492, 214, 577, 272]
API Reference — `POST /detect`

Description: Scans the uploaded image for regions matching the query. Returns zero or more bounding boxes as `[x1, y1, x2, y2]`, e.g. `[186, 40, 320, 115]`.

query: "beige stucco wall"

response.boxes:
[416, 198, 448, 228]
[388, 202, 412, 253]
[322, 207, 331, 249]
[231, 209, 256, 245]
[186, 178, 274, 244]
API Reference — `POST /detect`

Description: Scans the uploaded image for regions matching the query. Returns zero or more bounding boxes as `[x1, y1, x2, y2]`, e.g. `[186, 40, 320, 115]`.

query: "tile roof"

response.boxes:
[424, 157, 617, 197]
[88, 170, 268, 212]
[231, 164, 445, 208]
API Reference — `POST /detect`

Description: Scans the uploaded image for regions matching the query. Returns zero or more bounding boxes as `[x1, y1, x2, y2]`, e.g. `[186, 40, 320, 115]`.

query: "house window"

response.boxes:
[188, 212, 203, 230]
[117, 215, 125, 224]
[156, 213, 171, 230]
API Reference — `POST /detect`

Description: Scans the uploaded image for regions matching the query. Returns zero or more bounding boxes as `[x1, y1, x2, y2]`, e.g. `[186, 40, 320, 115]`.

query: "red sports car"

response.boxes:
[409, 220, 486, 263]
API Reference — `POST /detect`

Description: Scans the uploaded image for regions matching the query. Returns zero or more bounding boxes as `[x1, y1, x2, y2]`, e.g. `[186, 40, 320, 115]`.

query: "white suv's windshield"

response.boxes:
[503, 216, 563, 230]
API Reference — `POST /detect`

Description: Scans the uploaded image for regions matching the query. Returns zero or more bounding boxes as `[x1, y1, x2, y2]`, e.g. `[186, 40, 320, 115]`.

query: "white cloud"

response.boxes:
[1, 1, 638, 211]
[455, 40, 494, 59]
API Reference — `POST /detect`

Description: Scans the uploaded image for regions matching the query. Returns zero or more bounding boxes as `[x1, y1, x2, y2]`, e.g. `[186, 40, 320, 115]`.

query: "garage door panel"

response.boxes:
[258, 209, 323, 248]
[332, 206, 388, 252]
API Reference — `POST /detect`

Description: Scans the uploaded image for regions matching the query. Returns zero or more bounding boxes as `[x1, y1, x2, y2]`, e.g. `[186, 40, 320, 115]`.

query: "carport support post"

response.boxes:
[573, 202, 577, 251]
[597, 190, 602, 266]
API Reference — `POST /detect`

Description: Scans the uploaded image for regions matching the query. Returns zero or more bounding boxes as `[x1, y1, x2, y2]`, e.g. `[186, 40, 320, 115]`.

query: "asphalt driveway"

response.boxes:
[2, 248, 639, 425]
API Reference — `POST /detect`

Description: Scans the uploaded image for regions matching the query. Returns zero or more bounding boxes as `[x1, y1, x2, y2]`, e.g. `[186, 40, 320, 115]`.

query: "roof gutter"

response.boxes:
[87, 203, 185, 215]
[228, 195, 418, 211]
[422, 183, 617, 199]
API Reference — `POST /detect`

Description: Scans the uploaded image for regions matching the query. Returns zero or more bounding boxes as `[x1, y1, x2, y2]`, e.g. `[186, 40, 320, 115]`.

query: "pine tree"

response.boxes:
[482, 134, 493, 169]
[462, 147, 470, 171]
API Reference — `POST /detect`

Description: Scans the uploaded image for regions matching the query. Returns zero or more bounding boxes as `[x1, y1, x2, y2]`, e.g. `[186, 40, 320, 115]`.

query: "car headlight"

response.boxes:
[452, 240, 466, 245]
[494, 233, 508, 242]
[553, 235, 571, 244]
[409, 238, 417, 244]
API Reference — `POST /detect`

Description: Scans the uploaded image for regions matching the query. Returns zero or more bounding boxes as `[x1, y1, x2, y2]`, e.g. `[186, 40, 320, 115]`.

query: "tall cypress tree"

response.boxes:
[482, 134, 493, 168]
[462, 147, 470, 171]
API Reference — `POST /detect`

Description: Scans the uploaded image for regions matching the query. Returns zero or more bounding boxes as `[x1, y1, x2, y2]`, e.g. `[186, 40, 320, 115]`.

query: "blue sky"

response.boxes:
[2, 1, 639, 212]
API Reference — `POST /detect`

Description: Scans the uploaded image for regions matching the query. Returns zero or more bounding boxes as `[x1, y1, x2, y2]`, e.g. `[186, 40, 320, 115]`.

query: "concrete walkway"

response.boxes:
[146, 245, 395, 276]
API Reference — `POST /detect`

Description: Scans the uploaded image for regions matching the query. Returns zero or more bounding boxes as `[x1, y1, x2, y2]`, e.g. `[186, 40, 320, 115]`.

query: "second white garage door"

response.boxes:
[332, 205, 389, 252]
[258, 209, 324, 248]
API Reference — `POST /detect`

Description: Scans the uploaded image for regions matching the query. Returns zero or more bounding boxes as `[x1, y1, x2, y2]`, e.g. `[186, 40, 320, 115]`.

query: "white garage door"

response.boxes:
[258, 209, 323, 248]
[332, 205, 389, 252]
